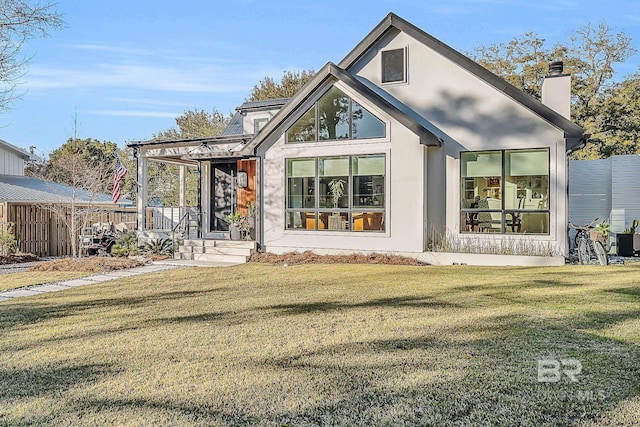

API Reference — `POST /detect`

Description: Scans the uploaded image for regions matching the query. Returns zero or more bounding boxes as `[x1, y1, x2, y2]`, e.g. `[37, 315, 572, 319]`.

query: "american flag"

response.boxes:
[112, 154, 128, 204]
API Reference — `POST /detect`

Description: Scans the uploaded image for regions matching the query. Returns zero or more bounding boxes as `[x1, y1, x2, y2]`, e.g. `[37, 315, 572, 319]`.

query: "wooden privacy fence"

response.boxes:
[0, 202, 137, 257]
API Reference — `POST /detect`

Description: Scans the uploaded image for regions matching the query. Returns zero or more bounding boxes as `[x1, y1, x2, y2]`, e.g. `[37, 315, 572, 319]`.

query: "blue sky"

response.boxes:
[1, 0, 639, 155]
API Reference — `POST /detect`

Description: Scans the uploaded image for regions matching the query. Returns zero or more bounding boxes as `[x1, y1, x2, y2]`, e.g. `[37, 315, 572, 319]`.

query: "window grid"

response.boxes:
[460, 148, 550, 235]
[286, 155, 385, 232]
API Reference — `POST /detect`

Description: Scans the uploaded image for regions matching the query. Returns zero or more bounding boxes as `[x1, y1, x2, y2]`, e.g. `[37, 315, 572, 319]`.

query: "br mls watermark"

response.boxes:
[537, 358, 582, 383]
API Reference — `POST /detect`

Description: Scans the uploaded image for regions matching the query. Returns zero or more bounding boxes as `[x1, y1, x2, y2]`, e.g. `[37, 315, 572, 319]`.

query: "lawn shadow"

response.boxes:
[251, 311, 640, 426]
[0, 287, 226, 333]
[65, 396, 261, 426]
[0, 363, 114, 400]
[265, 296, 458, 316]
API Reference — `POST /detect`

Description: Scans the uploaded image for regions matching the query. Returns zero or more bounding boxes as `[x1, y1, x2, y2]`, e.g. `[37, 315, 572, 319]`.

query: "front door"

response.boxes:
[211, 161, 237, 231]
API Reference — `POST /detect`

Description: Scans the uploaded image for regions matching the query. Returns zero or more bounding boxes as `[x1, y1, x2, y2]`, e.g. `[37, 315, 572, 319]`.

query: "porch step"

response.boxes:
[176, 239, 256, 264]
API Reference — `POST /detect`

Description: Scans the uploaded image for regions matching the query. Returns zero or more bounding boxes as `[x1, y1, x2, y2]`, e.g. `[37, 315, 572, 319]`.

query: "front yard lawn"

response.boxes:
[0, 263, 639, 426]
[0, 272, 90, 292]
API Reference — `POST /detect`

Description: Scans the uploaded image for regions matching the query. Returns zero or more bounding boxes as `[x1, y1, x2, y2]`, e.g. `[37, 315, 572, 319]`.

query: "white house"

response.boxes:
[129, 13, 587, 265]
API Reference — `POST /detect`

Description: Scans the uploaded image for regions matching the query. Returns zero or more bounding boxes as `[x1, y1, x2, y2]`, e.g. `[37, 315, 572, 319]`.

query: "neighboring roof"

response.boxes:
[220, 112, 244, 136]
[244, 62, 443, 154]
[0, 174, 126, 205]
[339, 12, 586, 149]
[127, 135, 252, 148]
[236, 98, 289, 112]
[0, 139, 36, 161]
[220, 99, 290, 137]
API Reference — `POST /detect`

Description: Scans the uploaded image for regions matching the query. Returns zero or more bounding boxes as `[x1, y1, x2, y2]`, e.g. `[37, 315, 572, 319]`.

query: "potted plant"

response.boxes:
[247, 201, 257, 240]
[592, 221, 610, 246]
[226, 212, 245, 241]
[616, 219, 638, 257]
[328, 178, 345, 230]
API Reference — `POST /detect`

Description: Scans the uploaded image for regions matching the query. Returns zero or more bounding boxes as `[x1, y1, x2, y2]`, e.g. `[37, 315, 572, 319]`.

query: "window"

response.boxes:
[460, 149, 550, 234]
[381, 48, 406, 84]
[254, 118, 269, 133]
[286, 154, 386, 232]
[286, 86, 385, 143]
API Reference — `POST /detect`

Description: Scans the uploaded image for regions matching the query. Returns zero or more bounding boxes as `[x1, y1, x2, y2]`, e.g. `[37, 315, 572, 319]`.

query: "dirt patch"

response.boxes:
[28, 256, 149, 273]
[249, 251, 428, 266]
[0, 254, 40, 265]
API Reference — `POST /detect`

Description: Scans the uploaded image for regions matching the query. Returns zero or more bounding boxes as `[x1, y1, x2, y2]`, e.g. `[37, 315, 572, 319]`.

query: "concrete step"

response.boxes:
[175, 239, 255, 263]
[204, 246, 253, 256]
[192, 253, 248, 263]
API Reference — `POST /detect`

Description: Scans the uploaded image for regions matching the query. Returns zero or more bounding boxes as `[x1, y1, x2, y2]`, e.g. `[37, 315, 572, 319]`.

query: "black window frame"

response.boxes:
[460, 148, 551, 235]
[381, 47, 407, 84]
[285, 86, 386, 143]
[285, 154, 386, 233]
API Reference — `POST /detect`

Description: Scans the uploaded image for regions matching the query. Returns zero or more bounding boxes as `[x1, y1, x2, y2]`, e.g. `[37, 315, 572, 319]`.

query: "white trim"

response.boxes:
[380, 45, 409, 86]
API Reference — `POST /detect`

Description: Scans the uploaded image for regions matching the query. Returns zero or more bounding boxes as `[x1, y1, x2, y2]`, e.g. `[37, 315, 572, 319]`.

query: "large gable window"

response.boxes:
[460, 149, 550, 234]
[286, 86, 386, 143]
[286, 154, 386, 232]
[381, 48, 406, 84]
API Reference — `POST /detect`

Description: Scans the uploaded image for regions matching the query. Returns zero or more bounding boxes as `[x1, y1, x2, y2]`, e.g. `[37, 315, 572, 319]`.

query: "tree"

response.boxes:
[469, 21, 637, 159]
[154, 108, 232, 140]
[40, 150, 114, 258]
[248, 69, 315, 101]
[586, 72, 640, 158]
[149, 108, 232, 206]
[0, 0, 63, 111]
[25, 137, 123, 257]
[42, 138, 119, 191]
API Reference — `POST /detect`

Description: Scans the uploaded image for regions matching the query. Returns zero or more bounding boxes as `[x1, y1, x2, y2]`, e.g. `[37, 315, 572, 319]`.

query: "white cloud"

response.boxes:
[86, 110, 180, 118]
[68, 43, 152, 56]
[26, 62, 251, 93]
[105, 97, 192, 107]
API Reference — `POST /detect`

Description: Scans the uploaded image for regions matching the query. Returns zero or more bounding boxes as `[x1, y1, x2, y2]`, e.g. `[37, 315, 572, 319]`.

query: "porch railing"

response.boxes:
[145, 206, 198, 237]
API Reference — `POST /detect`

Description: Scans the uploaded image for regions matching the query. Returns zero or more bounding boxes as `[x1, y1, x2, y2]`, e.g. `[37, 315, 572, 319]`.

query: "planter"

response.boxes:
[635, 234, 640, 254]
[617, 234, 634, 257]
[328, 214, 343, 230]
[229, 224, 241, 241]
[246, 216, 256, 240]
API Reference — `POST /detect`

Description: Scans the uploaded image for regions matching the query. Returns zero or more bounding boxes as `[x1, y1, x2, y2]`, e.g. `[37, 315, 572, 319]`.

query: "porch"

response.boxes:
[129, 136, 258, 261]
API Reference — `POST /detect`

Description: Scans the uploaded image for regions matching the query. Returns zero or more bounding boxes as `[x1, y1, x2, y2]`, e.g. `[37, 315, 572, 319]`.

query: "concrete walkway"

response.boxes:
[0, 259, 242, 303]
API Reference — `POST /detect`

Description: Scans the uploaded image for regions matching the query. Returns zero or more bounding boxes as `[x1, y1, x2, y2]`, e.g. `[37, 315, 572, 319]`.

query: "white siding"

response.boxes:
[0, 146, 26, 176]
[569, 155, 640, 232]
[568, 158, 611, 227]
[260, 83, 426, 254]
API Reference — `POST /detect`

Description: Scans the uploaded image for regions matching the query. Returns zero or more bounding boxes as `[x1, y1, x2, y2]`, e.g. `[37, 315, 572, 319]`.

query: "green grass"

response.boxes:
[0, 272, 90, 292]
[0, 263, 639, 426]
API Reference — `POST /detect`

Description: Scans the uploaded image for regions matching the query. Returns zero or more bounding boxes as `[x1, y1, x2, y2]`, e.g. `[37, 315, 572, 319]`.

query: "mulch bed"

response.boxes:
[28, 257, 149, 273]
[0, 254, 40, 265]
[249, 250, 428, 266]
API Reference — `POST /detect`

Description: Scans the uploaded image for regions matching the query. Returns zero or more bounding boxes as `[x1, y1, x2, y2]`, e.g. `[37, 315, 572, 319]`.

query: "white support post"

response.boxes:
[179, 165, 187, 208]
[137, 152, 148, 231]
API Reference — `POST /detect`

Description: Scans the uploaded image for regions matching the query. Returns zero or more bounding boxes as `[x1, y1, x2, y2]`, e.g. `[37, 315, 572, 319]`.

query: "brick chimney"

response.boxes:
[541, 61, 571, 119]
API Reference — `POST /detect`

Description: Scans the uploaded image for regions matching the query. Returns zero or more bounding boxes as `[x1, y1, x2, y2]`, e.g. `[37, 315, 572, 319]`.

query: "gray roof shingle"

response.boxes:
[0, 175, 129, 205]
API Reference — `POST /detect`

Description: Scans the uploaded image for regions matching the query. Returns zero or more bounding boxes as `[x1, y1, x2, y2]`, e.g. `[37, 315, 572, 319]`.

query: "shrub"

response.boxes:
[0, 222, 18, 257]
[111, 232, 140, 257]
[141, 238, 173, 256]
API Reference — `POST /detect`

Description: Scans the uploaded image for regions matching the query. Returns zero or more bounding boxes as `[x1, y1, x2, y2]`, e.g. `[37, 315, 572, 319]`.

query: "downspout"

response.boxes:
[197, 160, 202, 239]
[565, 135, 589, 254]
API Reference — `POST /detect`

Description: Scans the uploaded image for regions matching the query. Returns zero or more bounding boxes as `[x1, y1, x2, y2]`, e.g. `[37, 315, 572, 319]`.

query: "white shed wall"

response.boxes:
[0, 146, 26, 176]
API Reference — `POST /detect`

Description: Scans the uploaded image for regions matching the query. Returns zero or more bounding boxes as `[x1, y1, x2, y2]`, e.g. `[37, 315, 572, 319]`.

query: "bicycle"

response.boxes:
[569, 218, 609, 266]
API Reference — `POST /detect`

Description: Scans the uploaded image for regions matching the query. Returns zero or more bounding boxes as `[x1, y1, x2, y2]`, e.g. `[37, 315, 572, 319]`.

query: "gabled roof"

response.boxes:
[221, 98, 290, 137]
[220, 113, 244, 136]
[236, 98, 289, 112]
[0, 139, 36, 161]
[0, 174, 125, 205]
[244, 62, 442, 154]
[339, 13, 585, 148]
